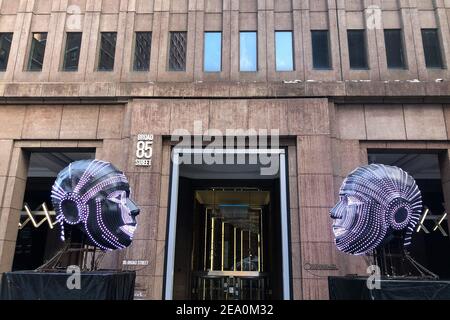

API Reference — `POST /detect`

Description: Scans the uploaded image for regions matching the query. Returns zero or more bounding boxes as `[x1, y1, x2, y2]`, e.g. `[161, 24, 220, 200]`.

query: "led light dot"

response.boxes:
[330, 164, 422, 255]
[51, 159, 140, 251]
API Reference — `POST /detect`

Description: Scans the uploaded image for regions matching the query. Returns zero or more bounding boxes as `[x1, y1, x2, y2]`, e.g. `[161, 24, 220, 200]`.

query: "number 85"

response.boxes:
[136, 141, 153, 159]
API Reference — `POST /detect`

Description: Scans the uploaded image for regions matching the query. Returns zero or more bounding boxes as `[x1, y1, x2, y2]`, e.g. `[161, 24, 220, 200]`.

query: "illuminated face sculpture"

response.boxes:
[51, 160, 140, 251]
[330, 164, 422, 255]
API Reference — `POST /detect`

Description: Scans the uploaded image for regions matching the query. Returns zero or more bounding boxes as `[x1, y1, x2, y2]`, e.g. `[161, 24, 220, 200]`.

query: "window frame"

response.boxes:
[275, 30, 295, 72]
[347, 29, 369, 70]
[421, 28, 445, 69]
[311, 29, 332, 70]
[384, 29, 407, 70]
[239, 31, 258, 72]
[97, 31, 117, 72]
[26, 32, 48, 72]
[168, 31, 188, 72]
[62, 32, 82, 72]
[133, 31, 152, 72]
[203, 31, 222, 73]
[0, 32, 13, 72]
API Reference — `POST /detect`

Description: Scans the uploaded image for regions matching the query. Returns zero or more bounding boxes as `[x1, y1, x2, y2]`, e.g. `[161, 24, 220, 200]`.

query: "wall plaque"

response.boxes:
[135, 134, 153, 167]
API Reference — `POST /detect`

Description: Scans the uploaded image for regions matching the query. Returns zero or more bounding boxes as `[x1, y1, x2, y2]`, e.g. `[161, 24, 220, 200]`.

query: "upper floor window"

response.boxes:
[422, 29, 444, 69]
[27, 32, 47, 71]
[204, 32, 222, 72]
[240, 31, 257, 72]
[311, 30, 331, 69]
[63, 32, 82, 71]
[169, 32, 187, 71]
[98, 32, 117, 71]
[275, 31, 294, 71]
[134, 32, 152, 71]
[384, 29, 406, 69]
[347, 30, 368, 69]
[0, 33, 13, 71]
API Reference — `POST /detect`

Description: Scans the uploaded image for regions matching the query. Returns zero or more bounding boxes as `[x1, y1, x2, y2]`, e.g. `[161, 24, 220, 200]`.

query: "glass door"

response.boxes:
[191, 190, 271, 300]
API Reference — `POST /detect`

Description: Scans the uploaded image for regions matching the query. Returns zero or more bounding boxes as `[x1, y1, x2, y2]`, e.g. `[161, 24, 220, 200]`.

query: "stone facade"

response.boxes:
[0, 0, 450, 300]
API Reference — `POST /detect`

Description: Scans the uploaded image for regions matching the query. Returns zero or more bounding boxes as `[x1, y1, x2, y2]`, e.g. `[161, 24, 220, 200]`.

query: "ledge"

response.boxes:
[0, 81, 449, 102]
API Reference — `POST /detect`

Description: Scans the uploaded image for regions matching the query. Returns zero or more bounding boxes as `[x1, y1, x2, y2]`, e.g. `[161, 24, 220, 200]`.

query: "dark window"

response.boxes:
[62, 32, 82, 71]
[347, 30, 368, 69]
[134, 32, 152, 71]
[369, 152, 450, 279]
[169, 32, 187, 71]
[98, 32, 117, 71]
[275, 31, 294, 71]
[240, 31, 257, 72]
[422, 29, 444, 69]
[204, 32, 222, 72]
[384, 29, 406, 69]
[312, 30, 331, 69]
[27, 32, 47, 71]
[0, 33, 13, 71]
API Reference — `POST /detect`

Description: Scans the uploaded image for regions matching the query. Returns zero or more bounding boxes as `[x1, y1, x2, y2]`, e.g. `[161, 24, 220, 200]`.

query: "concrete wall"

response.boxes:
[0, 0, 450, 301]
[1, 99, 450, 299]
[0, 103, 126, 275]
[1, 0, 450, 84]
[0, 98, 373, 300]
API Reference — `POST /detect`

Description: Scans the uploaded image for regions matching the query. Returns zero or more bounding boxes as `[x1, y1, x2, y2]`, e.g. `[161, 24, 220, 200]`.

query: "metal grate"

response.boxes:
[98, 32, 117, 71]
[134, 32, 152, 71]
[169, 32, 187, 71]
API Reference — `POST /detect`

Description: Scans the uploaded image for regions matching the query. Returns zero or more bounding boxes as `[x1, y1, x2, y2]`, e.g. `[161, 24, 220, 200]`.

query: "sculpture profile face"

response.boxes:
[330, 164, 422, 255]
[51, 160, 140, 251]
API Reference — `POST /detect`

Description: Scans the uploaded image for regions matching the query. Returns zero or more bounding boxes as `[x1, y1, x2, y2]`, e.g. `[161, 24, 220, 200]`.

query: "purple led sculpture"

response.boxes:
[51, 160, 140, 251]
[330, 164, 422, 255]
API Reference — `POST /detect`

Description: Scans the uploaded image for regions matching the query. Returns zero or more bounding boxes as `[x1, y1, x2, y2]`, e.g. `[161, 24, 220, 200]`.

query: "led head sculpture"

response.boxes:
[330, 164, 422, 255]
[51, 160, 140, 251]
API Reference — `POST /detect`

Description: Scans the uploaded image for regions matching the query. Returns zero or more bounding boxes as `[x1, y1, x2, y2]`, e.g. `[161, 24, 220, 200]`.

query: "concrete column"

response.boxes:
[119, 99, 172, 299]
[433, 0, 450, 79]
[229, 1, 239, 81]
[0, 145, 29, 274]
[409, 0, 428, 80]
[292, 0, 305, 81]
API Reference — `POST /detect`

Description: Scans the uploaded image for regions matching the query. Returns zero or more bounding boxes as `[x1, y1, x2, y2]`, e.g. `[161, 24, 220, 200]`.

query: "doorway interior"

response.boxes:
[368, 152, 450, 279]
[12, 150, 95, 271]
[165, 149, 291, 300]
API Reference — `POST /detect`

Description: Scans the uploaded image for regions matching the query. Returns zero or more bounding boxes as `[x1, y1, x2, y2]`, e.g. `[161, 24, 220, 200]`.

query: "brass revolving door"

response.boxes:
[191, 189, 271, 300]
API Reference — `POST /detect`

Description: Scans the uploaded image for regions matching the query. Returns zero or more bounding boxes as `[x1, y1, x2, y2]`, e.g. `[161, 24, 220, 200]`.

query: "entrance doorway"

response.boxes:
[165, 149, 291, 300]
[368, 152, 450, 278]
[12, 150, 95, 271]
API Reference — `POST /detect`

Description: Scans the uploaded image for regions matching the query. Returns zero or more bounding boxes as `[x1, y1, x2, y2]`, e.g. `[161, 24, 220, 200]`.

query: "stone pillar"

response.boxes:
[0, 144, 29, 274]
[293, 99, 336, 300]
[117, 99, 169, 300]
[332, 139, 370, 276]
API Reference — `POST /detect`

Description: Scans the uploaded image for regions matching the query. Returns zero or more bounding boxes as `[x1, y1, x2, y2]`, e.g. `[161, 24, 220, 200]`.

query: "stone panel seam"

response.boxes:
[362, 103, 368, 140]
[94, 104, 101, 139]
[57, 104, 64, 139]
[401, 103, 408, 140]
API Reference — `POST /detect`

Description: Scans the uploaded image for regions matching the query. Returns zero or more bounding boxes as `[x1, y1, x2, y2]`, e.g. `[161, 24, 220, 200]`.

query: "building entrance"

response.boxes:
[192, 189, 270, 300]
[177, 184, 281, 300]
[12, 150, 95, 271]
[165, 149, 291, 300]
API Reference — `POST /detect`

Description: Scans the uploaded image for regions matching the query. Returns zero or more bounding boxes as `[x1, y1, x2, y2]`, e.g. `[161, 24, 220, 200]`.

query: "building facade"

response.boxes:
[1, 0, 450, 300]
